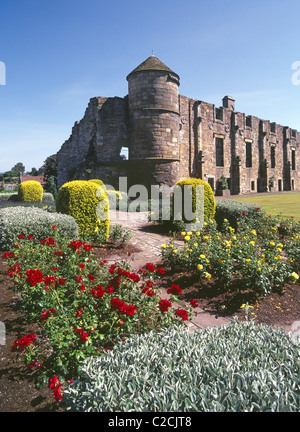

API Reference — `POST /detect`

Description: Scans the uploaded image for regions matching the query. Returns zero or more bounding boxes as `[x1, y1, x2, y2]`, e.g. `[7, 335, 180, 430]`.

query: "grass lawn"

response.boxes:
[232, 193, 300, 220]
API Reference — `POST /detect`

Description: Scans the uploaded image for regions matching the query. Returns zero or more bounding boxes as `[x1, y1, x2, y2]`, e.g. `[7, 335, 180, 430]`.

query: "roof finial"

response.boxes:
[152, 50, 154, 56]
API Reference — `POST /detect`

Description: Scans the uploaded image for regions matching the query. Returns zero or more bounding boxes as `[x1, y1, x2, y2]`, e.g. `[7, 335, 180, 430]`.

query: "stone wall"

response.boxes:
[57, 96, 128, 188]
[57, 56, 300, 195]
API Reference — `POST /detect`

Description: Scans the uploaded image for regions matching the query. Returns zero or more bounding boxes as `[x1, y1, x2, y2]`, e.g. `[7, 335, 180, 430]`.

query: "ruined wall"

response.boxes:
[57, 56, 300, 195]
[177, 95, 300, 195]
[57, 96, 128, 188]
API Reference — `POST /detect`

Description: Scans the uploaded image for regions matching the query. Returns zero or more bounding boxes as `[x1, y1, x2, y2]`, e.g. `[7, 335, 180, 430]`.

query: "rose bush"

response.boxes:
[5, 226, 193, 400]
[161, 212, 300, 296]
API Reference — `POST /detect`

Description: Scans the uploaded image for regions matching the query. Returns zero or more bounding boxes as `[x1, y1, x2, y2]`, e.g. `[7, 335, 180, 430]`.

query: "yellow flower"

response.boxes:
[271, 227, 277, 231]
[277, 243, 284, 248]
[245, 258, 251, 262]
[196, 231, 201, 236]
[240, 303, 253, 309]
[249, 241, 255, 246]
[291, 272, 299, 281]
[274, 256, 282, 260]
[181, 231, 186, 236]
[200, 254, 205, 259]
[187, 231, 192, 236]
[204, 272, 212, 279]
[193, 243, 198, 247]
[270, 241, 275, 247]
[224, 218, 228, 222]
[232, 235, 237, 240]
[251, 230, 257, 236]
[173, 249, 178, 254]
[184, 235, 190, 241]
[203, 236, 209, 241]
[161, 244, 167, 248]
[206, 259, 210, 264]
[277, 247, 282, 252]
[218, 259, 225, 264]
[197, 264, 203, 271]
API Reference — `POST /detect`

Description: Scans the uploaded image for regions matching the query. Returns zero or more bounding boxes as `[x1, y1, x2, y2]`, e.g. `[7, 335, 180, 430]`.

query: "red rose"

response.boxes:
[159, 299, 172, 313]
[11, 334, 36, 351]
[157, 267, 165, 275]
[190, 299, 199, 308]
[175, 309, 189, 321]
[167, 284, 182, 295]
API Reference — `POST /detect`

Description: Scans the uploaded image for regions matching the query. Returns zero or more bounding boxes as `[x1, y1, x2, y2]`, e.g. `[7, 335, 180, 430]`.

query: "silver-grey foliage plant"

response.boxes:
[64, 319, 300, 412]
[0, 207, 78, 249]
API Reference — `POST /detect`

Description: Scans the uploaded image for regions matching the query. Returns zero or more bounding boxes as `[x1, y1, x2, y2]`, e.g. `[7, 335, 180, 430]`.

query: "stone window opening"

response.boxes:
[270, 145, 276, 169]
[270, 122, 276, 134]
[215, 107, 223, 122]
[292, 149, 296, 170]
[215, 137, 224, 167]
[246, 116, 252, 128]
[207, 177, 215, 191]
[120, 146, 129, 160]
[245, 141, 252, 168]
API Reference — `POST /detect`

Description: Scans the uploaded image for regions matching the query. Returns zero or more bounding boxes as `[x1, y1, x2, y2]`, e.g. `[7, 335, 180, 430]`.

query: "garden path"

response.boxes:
[109, 210, 231, 331]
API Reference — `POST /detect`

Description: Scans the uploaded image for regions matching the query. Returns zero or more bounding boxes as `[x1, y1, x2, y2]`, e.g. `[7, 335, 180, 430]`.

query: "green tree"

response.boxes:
[46, 175, 57, 200]
[11, 162, 25, 175]
[40, 154, 57, 188]
[28, 167, 39, 176]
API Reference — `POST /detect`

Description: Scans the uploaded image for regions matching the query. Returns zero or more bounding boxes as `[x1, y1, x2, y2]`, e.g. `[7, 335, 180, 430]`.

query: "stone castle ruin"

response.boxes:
[57, 55, 299, 195]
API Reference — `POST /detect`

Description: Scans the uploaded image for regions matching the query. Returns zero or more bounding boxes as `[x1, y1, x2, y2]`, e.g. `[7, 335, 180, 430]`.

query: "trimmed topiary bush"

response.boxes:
[175, 178, 216, 220]
[17, 180, 43, 202]
[64, 320, 300, 412]
[0, 207, 78, 250]
[88, 179, 105, 187]
[56, 180, 110, 242]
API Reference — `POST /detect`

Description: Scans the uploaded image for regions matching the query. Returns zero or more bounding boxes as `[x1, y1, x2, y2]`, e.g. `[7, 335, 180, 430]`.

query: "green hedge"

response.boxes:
[0, 207, 78, 250]
[64, 320, 300, 412]
[0, 192, 54, 202]
[215, 200, 265, 229]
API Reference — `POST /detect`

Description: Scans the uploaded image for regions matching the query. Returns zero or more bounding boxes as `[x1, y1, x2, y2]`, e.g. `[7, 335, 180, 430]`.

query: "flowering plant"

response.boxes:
[5, 225, 192, 400]
[161, 215, 299, 296]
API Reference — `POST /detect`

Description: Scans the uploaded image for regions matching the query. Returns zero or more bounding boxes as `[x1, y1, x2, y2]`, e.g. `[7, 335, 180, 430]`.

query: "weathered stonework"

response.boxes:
[57, 55, 300, 195]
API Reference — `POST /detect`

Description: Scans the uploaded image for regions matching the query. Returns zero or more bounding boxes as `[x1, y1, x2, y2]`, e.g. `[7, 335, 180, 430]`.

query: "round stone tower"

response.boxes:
[126, 55, 181, 189]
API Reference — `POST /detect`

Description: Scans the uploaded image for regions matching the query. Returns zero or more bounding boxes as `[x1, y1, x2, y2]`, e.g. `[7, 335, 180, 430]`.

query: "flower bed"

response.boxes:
[161, 210, 300, 297]
[4, 226, 193, 401]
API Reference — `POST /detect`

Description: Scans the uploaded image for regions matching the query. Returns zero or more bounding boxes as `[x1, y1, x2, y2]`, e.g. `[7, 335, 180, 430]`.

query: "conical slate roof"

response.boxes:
[126, 55, 179, 80]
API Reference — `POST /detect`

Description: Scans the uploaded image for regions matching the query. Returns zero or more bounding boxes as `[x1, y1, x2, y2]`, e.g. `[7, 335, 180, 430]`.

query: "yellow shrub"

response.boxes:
[175, 178, 216, 221]
[18, 181, 43, 202]
[88, 179, 105, 187]
[56, 180, 110, 241]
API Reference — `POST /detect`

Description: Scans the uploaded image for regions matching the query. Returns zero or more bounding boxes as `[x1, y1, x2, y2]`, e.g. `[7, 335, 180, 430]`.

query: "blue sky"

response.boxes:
[0, 0, 299, 173]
